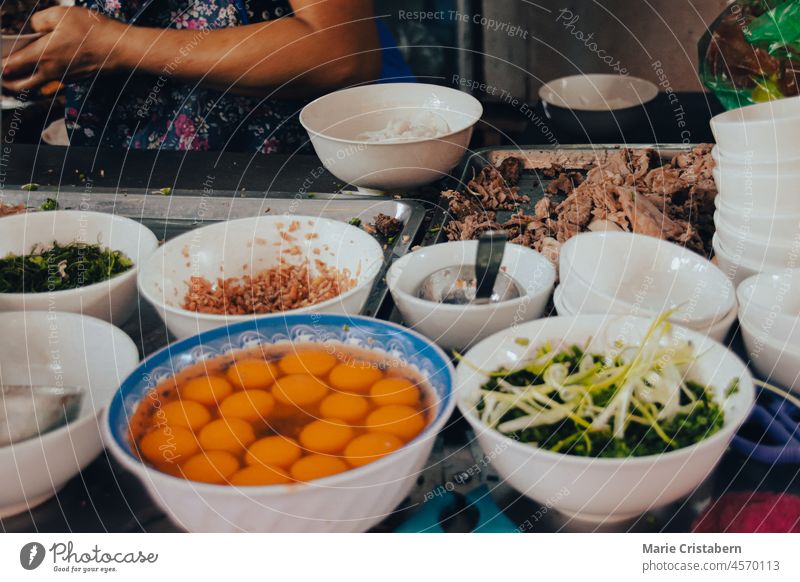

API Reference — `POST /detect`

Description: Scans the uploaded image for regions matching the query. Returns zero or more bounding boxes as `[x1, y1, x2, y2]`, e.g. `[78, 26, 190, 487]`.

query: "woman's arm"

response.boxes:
[1, 0, 381, 96]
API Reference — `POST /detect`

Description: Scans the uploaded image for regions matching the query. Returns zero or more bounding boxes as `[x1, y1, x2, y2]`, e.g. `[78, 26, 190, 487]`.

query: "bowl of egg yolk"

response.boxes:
[104, 313, 455, 532]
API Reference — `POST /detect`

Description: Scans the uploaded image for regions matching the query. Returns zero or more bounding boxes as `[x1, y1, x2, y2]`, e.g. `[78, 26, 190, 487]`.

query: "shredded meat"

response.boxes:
[441, 145, 717, 268]
[371, 213, 403, 237]
[498, 156, 523, 186]
[0, 203, 26, 217]
[183, 260, 356, 315]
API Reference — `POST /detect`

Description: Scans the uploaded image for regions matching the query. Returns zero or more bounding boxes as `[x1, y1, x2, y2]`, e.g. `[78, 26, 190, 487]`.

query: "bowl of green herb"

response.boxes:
[455, 313, 754, 524]
[0, 211, 159, 323]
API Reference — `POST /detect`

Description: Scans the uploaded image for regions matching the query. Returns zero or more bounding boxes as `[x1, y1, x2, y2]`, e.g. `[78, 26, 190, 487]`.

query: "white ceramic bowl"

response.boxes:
[739, 316, 800, 393]
[712, 165, 800, 213]
[299, 83, 482, 191]
[138, 215, 384, 339]
[554, 285, 738, 343]
[710, 96, 800, 162]
[1, 32, 42, 58]
[737, 270, 800, 347]
[386, 241, 556, 352]
[712, 233, 764, 287]
[0, 311, 139, 517]
[559, 232, 735, 328]
[714, 209, 800, 247]
[104, 314, 455, 532]
[456, 314, 754, 523]
[538, 74, 658, 136]
[711, 144, 800, 174]
[715, 197, 800, 241]
[0, 210, 159, 324]
[715, 218, 800, 266]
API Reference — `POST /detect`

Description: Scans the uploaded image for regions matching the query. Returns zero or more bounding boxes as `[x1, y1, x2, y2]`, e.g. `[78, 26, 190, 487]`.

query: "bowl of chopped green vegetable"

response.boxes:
[0, 211, 159, 323]
[455, 313, 754, 523]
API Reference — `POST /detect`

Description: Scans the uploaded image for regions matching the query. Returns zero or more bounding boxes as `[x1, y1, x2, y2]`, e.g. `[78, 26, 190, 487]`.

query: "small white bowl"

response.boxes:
[559, 232, 735, 328]
[739, 316, 800, 393]
[300, 83, 482, 191]
[0, 311, 139, 517]
[712, 233, 764, 287]
[554, 285, 737, 343]
[715, 197, 800, 240]
[538, 74, 657, 137]
[0, 211, 159, 324]
[138, 215, 384, 339]
[737, 270, 800, 347]
[712, 165, 800, 213]
[715, 219, 800, 266]
[456, 314, 754, 523]
[714, 209, 800, 247]
[386, 241, 556, 352]
[1, 32, 42, 58]
[711, 145, 800, 175]
[710, 96, 800, 162]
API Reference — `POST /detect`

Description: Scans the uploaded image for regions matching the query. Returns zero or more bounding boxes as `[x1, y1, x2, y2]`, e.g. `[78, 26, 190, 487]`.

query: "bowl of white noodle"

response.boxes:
[300, 83, 482, 193]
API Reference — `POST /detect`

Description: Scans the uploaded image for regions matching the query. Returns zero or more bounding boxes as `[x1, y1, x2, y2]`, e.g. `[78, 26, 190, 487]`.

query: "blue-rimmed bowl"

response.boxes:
[104, 314, 455, 532]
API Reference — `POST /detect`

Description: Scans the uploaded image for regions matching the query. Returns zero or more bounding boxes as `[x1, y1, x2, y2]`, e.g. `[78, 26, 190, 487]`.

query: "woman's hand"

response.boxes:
[1, 6, 124, 93]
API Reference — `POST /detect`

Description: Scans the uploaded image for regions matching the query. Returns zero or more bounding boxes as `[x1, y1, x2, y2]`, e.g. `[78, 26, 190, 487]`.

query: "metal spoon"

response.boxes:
[417, 231, 521, 305]
[0, 385, 85, 447]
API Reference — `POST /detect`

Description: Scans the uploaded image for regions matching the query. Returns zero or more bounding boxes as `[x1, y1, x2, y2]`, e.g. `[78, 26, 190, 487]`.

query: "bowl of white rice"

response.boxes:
[300, 83, 482, 193]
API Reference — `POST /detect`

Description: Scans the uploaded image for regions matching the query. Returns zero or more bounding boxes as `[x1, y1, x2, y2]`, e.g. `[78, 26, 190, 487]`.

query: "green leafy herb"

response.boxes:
[474, 313, 728, 458]
[0, 242, 134, 293]
[514, 337, 530, 346]
[154, 187, 172, 196]
[348, 217, 362, 227]
[21, 183, 39, 191]
[39, 198, 59, 211]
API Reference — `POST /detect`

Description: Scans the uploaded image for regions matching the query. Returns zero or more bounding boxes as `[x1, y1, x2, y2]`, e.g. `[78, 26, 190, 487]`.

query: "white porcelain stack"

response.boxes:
[710, 96, 800, 286]
[555, 232, 737, 341]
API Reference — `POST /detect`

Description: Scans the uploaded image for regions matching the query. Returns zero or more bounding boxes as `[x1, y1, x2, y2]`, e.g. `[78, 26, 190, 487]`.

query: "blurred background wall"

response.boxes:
[380, 0, 731, 101]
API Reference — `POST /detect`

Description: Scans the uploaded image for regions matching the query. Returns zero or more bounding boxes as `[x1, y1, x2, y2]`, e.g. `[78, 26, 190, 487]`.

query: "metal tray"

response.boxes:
[423, 143, 698, 245]
[0, 188, 427, 356]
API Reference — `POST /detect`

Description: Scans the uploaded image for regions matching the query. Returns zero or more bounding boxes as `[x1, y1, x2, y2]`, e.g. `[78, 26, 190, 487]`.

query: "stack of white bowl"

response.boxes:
[737, 269, 800, 392]
[710, 96, 800, 286]
[555, 232, 737, 341]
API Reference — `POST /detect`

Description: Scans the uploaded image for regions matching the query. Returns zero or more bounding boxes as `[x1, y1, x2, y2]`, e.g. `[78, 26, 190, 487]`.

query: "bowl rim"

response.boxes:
[714, 196, 800, 221]
[710, 95, 800, 128]
[386, 240, 556, 314]
[0, 310, 140, 457]
[136, 214, 384, 322]
[560, 231, 735, 323]
[738, 313, 800, 357]
[737, 269, 800, 322]
[103, 312, 457, 494]
[455, 313, 755, 467]
[714, 215, 800, 251]
[0, 210, 159, 299]
[299, 82, 484, 146]
[710, 145, 800, 167]
[537, 74, 659, 112]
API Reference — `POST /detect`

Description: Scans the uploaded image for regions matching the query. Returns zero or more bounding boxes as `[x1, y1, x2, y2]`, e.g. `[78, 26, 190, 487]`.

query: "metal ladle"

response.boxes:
[0, 385, 85, 447]
[417, 231, 521, 305]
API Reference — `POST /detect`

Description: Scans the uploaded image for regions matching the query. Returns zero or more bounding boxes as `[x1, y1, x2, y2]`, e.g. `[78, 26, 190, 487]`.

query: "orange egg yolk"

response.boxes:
[219, 390, 275, 423]
[328, 361, 384, 393]
[299, 419, 354, 454]
[198, 418, 256, 453]
[319, 392, 369, 423]
[181, 375, 234, 406]
[226, 359, 280, 390]
[230, 465, 292, 486]
[290, 454, 348, 481]
[369, 378, 420, 407]
[160, 400, 212, 431]
[139, 425, 199, 465]
[181, 451, 240, 484]
[272, 374, 329, 408]
[279, 350, 337, 377]
[366, 405, 425, 441]
[245, 436, 302, 468]
[345, 432, 403, 467]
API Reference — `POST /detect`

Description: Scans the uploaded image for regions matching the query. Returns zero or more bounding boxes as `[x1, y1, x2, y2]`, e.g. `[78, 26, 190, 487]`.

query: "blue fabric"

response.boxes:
[377, 20, 415, 83]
